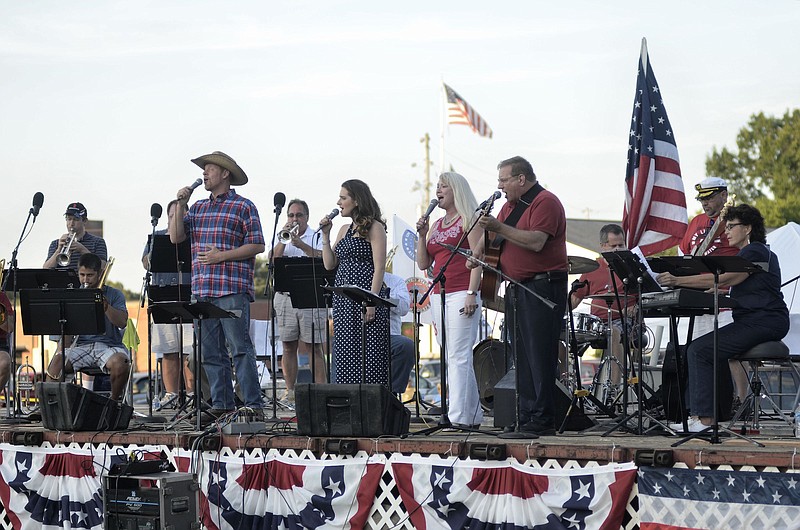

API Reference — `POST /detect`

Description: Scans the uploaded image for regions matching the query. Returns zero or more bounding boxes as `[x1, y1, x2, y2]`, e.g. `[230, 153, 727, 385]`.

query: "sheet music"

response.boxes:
[630, 246, 668, 292]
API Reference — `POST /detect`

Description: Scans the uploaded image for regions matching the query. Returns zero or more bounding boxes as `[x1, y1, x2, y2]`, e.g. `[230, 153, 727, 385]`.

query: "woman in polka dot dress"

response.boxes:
[320, 179, 390, 386]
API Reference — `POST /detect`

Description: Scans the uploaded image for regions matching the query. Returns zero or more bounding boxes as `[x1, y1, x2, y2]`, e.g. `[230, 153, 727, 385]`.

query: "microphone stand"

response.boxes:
[266, 201, 284, 420]
[1, 202, 40, 423]
[138, 220, 167, 423]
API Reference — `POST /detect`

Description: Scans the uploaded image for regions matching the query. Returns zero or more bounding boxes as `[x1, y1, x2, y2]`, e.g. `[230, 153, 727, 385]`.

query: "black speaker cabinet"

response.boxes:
[295, 383, 410, 437]
[35, 382, 133, 431]
[492, 369, 595, 431]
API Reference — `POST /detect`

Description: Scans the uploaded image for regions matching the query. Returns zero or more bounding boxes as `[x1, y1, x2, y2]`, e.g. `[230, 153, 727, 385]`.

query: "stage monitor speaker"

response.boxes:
[35, 382, 133, 431]
[492, 369, 595, 431]
[295, 383, 410, 437]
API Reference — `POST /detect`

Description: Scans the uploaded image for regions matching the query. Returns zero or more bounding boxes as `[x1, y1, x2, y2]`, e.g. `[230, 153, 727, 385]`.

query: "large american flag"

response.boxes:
[390, 455, 636, 529]
[638, 466, 800, 529]
[444, 83, 493, 138]
[623, 42, 688, 256]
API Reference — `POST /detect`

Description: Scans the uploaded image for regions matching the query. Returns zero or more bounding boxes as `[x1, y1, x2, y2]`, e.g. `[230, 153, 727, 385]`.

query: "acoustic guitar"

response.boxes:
[480, 233, 504, 309]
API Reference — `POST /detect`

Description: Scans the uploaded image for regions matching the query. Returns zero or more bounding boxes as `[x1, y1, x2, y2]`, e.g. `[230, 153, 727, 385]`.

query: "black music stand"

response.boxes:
[154, 301, 238, 431]
[274, 257, 337, 383]
[653, 255, 764, 447]
[143, 234, 191, 421]
[601, 251, 670, 436]
[20, 288, 104, 417]
[3, 269, 80, 420]
[323, 285, 395, 384]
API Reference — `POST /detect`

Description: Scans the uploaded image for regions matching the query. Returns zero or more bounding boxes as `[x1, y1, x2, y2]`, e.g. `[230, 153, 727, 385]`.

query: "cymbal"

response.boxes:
[568, 256, 599, 274]
[586, 293, 619, 301]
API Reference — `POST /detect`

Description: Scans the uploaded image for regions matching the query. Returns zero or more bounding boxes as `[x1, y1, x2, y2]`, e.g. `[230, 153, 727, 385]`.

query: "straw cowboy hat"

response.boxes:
[191, 151, 248, 186]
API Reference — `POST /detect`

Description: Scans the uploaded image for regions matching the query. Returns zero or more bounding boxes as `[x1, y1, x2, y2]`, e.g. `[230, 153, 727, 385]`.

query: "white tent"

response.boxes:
[766, 222, 800, 354]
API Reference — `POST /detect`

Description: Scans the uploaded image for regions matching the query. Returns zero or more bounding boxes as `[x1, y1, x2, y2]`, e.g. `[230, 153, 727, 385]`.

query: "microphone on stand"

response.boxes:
[31, 192, 44, 217]
[274, 192, 286, 214]
[422, 199, 439, 220]
[150, 203, 163, 227]
[476, 191, 502, 212]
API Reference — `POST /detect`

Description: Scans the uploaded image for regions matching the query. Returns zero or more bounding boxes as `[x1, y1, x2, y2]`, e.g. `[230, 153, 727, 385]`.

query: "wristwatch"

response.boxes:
[466, 290, 477, 296]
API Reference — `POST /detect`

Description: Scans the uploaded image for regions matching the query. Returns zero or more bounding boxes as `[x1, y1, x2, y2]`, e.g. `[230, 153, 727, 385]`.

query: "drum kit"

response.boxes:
[560, 258, 629, 413]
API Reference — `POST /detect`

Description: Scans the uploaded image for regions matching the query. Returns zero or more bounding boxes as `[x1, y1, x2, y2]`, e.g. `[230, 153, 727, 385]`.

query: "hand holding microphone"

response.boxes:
[416, 199, 439, 234]
[177, 178, 203, 202]
[317, 208, 340, 237]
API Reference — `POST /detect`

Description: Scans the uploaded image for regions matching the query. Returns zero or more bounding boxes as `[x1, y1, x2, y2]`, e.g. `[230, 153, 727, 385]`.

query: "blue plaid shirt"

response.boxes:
[184, 190, 264, 300]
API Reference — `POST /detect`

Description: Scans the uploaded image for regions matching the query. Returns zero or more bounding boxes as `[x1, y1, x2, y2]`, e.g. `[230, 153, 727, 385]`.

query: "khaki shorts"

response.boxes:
[274, 292, 327, 343]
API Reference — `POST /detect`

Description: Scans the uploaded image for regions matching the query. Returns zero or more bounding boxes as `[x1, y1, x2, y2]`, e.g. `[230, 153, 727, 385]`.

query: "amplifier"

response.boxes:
[103, 472, 199, 530]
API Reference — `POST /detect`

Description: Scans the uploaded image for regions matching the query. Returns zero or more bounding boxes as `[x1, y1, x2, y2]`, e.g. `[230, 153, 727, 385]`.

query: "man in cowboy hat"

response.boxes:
[171, 151, 266, 420]
[44, 202, 108, 271]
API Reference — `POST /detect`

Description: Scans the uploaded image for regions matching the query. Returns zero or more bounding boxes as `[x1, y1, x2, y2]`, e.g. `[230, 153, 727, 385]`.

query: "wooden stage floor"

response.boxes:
[3, 399, 800, 471]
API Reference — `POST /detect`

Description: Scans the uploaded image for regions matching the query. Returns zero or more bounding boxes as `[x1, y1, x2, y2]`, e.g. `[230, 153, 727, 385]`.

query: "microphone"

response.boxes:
[31, 192, 44, 217]
[150, 203, 163, 227]
[323, 208, 340, 222]
[476, 191, 501, 211]
[313, 209, 340, 237]
[274, 192, 286, 214]
[422, 199, 439, 220]
[189, 178, 203, 191]
[438, 242, 472, 256]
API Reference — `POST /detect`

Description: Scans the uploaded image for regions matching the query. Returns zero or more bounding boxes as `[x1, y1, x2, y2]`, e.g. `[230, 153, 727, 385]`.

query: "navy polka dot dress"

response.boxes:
[333, 226, 390, 386]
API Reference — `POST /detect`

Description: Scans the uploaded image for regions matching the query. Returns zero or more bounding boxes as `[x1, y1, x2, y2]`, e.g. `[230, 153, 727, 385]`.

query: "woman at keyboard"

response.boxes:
[656, 204, 789, 432]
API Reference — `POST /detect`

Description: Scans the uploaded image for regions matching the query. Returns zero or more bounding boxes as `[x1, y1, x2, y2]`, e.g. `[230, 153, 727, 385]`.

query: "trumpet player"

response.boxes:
[44, 202, 108, 271]
[45, 253, 130, 401]
[270, 199, 327, 403]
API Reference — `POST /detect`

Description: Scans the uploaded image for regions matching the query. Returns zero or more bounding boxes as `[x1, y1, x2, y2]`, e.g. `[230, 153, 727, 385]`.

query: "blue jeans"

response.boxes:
[390, 334, 415, 394]
[197, 294, 263, 410]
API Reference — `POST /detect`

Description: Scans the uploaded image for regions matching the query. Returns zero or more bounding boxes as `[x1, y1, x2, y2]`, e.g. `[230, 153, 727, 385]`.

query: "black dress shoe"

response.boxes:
[426, 406, 443, 415]
[520, 421, 556, 436]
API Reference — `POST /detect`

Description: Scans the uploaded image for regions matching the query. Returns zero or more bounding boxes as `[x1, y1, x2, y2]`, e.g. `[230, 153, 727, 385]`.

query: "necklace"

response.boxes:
[443, 214, 460, 226]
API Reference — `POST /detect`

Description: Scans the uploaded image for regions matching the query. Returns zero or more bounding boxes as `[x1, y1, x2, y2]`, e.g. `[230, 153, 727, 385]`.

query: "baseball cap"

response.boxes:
[65, 202, 87, 219]
[694, 177, 727, 200]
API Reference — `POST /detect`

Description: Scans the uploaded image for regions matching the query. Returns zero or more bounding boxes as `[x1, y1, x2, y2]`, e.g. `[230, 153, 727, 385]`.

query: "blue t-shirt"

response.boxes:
[731, 242, 789, 327]
[76, 285, 126, 348]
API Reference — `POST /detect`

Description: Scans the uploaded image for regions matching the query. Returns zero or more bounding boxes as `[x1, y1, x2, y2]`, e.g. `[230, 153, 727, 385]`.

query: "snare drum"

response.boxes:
[562, 312, 606, 343]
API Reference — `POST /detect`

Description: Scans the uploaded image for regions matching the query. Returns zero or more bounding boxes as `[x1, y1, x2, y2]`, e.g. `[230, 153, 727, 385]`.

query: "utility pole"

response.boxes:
[412, 133, 434, 215]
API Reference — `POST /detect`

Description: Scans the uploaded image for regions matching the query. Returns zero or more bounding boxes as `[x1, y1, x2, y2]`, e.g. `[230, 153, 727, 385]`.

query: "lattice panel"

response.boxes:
[3, 440, 800, 529]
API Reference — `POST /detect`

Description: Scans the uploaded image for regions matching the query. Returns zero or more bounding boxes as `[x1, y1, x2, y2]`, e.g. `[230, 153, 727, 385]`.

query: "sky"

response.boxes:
[2, 1, 799, 293]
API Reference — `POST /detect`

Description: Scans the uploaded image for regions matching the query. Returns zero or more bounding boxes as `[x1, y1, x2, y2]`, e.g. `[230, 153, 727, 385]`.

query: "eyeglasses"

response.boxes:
[287, 213, 306, 218]
[724, 222, 743, 231]
[497, 174, 520, 184]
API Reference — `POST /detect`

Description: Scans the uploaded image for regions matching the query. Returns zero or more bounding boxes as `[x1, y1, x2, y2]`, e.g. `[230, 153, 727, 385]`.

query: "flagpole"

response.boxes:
[439, 80, 446, 175]
[640, 37, 648, 75]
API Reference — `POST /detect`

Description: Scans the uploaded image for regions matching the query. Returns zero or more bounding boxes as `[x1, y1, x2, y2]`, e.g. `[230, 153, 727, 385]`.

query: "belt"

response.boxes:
[525, 271, 568, 282]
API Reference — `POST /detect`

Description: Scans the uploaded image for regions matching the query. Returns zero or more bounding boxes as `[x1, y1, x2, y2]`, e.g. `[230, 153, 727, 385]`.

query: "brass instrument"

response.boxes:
[98, 256, 115, 288]
[56, 231, 77, 267]
[16, 355, 37, 415]
[278, 224, 300, 243]
[385, 245, 398, 272]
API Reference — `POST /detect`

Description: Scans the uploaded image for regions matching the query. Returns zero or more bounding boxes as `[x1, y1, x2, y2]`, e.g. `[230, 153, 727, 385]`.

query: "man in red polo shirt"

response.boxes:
[474, 156, 568, 437]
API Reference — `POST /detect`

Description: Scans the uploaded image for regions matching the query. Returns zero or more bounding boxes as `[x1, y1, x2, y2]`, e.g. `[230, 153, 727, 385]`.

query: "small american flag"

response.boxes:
[623, 40, 688, 256]
[444, 83, 493, 138]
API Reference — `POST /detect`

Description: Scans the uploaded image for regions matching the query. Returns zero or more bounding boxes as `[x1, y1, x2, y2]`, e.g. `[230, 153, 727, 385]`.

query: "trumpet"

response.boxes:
[56, 231, 77, 267]
[278, 224, 300, 243]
